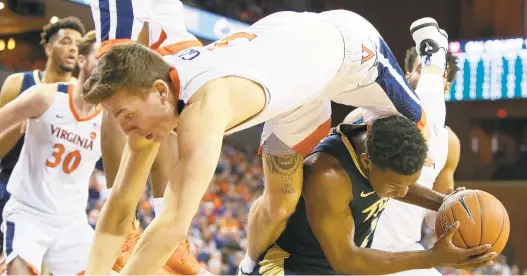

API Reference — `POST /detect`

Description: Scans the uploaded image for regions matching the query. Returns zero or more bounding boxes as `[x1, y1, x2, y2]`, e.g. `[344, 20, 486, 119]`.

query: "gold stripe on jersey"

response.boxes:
[258, 244, 290, 276]
[335, 125, 367, 179]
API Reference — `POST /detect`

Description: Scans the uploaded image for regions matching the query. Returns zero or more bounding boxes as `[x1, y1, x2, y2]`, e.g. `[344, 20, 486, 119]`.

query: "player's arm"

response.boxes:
[396, 184, 445, 211]
[86, 137, 161, 275]
[119, 79, 233, 275]
[303, 153, 493, 274]
[100, 112, 126, 186]
[0, 73, 25, 158]
[424, 127, 461, 228]
[0, 84, 55, 135]
[433, 127, 460, 194]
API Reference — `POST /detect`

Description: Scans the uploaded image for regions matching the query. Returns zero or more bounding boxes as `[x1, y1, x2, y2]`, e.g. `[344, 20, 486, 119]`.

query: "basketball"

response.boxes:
[435, 190, 510, 255]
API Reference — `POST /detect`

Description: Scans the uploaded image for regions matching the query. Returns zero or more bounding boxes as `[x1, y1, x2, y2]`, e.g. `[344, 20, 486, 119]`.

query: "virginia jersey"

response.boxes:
[372, 126, 449, 249]
[6, 83, 103, 223]
[253, 124, 389, 275]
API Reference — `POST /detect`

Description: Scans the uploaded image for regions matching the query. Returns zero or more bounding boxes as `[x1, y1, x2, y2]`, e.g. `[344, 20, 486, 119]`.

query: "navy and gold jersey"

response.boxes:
[0, 70, 42, 182]
[253, 123, 389, 275]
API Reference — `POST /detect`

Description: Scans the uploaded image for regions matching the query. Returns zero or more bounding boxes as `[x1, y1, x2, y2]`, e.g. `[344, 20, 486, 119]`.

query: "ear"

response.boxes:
[405, 71, 411, 82]
[44, 43, 52, 58]
[153, 79, 170, 102]
[77, 54, 86, 69]
[360, 153, 371, 169]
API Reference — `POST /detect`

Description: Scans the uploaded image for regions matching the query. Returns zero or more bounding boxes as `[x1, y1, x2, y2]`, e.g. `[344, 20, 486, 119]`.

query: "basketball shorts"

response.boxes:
[2, 200, 93, 275]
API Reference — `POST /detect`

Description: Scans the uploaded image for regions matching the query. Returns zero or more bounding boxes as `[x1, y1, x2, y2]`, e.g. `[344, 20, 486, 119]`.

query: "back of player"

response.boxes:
[251, 124, 388, 275]
[3, 83, 102, 274]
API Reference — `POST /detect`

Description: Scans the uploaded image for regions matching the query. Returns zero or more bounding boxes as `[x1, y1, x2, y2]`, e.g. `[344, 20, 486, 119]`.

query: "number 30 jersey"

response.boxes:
[6, 83, 102, 222]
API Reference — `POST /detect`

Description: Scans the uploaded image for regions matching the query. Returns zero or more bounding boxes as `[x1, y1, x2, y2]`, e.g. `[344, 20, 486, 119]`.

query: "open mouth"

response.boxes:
[145, 133, 154, 140]
[66, 56, 76, 63]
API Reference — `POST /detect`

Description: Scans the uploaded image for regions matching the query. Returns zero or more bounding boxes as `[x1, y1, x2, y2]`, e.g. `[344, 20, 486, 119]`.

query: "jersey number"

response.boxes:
[208, 32, 257, 50]
[45, 144, 82, 174]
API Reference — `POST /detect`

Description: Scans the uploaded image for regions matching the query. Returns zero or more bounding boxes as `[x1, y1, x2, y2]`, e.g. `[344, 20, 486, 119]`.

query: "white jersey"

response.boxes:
[372, 126, 449, 249]
[166, 10, 423, 155]
[6, 83, 103, 224]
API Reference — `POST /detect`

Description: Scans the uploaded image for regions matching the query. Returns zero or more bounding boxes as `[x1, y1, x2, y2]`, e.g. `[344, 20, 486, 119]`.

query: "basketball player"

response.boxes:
[83, 11, 451, 274]
[245, 116, 493, 275]
[89, 0, 204, 274]
[0, 17, 85, 254]
[366, 47, 460, 276]
[0, 31, 101, 275]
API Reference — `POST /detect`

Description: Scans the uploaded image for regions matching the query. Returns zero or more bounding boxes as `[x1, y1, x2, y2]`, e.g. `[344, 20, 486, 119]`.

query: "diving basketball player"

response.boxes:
[0, 17, 85, 254]
[83, 8, 459, 274]
[368, 47, 461, 276]
[0, 31, 100, 275]
[89, 0, 204, 274]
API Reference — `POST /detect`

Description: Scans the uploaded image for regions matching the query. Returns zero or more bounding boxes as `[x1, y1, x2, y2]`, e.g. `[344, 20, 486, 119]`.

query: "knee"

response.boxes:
[264, 196, 300, 223]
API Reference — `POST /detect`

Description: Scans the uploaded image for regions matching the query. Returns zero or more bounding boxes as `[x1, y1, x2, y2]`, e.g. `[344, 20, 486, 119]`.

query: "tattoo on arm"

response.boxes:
[264, 152, 302, 195]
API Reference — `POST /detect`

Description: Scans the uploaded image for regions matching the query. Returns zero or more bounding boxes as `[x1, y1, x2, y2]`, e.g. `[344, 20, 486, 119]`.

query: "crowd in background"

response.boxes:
[86, 141, 522, 275]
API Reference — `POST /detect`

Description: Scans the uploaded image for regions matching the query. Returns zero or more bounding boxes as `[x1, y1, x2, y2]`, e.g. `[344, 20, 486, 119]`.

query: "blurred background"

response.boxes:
[1, 0, 527, 274]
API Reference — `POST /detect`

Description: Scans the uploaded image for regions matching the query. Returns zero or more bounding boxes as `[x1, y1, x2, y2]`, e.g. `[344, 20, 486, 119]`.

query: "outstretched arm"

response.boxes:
[120, 80, 233, 275]
[0, 84, 54, 134]
[86, 137, 160, 275]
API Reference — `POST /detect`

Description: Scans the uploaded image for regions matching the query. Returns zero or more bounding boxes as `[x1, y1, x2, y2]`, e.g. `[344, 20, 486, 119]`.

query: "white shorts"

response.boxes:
[2, 207, 93, 275]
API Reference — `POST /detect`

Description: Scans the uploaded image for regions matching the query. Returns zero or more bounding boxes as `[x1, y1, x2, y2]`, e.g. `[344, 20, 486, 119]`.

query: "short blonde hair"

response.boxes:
[83, 43, 171, 104]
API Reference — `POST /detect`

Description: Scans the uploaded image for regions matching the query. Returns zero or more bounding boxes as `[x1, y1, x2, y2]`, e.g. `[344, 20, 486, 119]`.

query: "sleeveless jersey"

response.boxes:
[6, 83, 103, 223]
[255, 124, 389, 275]
[0, 70, 42, 181]
[372, 126, 449, 249]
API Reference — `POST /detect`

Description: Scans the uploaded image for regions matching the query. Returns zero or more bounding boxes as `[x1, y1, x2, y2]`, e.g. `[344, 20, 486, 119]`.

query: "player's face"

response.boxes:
[46, 29, 82, 72]
[102, 87, 176, 142]
[406, 56, 452, 95]
[78, 44, 98, 77]
[85, 44, 99, 77]
[361, 155, 421, 198]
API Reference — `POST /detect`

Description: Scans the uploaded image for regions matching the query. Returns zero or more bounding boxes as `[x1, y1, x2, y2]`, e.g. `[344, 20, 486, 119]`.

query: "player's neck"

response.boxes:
[72, 77, 97, 116]
[42, 65, 71, 84]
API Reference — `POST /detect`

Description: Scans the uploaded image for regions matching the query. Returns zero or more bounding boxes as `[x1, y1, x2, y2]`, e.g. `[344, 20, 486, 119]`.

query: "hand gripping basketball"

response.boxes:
[431, 221, 496, 269]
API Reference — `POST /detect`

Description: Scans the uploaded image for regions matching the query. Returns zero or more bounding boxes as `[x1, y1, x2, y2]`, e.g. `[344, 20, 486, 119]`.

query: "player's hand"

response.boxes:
[431, 221, 496, 269]
[443, 187, 466, 202]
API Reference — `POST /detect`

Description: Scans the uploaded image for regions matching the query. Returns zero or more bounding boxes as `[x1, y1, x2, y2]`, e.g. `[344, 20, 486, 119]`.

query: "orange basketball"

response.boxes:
[435, 190, 510, 255]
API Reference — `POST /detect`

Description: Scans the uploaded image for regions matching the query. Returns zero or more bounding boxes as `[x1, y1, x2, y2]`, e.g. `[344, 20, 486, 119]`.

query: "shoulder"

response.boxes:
[0, 73, 25, 104]
[303, 152, 354, 205]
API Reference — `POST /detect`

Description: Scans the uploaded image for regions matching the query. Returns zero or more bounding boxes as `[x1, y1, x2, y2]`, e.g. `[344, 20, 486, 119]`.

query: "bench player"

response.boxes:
[367, 47, 461, 276]
[0, 31, 101, 275]
[0, 17, 85, 254]
[83, 10, 453, 274]
[89, 0, 204, 274]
